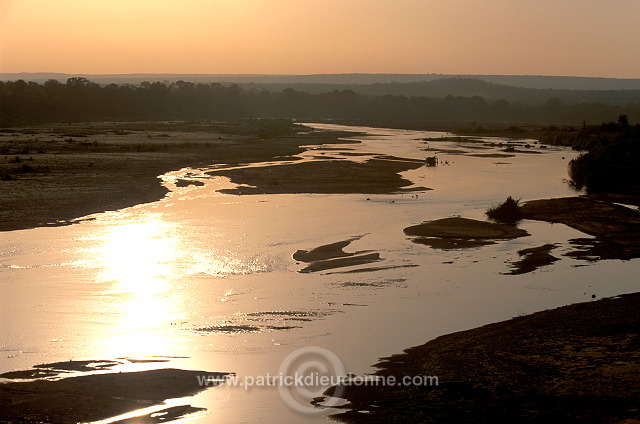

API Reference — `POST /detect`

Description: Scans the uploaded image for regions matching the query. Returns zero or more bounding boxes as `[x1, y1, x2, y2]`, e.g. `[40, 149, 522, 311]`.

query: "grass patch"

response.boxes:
[486, 196, 523, 224]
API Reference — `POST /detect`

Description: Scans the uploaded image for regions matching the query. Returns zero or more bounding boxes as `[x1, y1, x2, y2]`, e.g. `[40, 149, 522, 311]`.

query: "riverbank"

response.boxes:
[521, 193, 640, 260]
[327, 292, 640, 423]
[0, 120, 359, 231]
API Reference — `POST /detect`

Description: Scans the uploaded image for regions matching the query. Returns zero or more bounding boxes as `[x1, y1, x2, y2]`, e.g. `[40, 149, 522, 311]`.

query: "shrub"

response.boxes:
[568, 136, 640, 193]
[486, 196, 523, 224]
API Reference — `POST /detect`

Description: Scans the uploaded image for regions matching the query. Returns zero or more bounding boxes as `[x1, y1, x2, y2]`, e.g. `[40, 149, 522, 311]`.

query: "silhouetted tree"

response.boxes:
[618, 114, 629, 127]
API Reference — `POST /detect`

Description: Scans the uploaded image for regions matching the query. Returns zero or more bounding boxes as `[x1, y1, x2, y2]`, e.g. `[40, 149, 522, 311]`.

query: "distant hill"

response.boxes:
[238, 78, 640, 106]
[3, 73, 640, 91]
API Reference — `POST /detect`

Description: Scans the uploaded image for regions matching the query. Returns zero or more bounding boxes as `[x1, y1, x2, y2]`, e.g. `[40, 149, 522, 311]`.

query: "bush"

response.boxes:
[486, 196, 523, 224]
[568, 136, 640, 193]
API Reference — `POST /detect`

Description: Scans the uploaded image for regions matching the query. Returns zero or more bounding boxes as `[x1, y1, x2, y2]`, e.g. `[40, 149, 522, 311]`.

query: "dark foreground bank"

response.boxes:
[0, 359, 231, 424]
[325, 292, 640, 423]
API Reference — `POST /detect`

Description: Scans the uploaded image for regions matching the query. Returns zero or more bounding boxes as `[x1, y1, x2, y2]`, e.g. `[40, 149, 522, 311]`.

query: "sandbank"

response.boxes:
[0, 121, 360, 231]
[293, 238, 383, 273]
[404, 217, 529, 249]
[209, 157, 428, 195]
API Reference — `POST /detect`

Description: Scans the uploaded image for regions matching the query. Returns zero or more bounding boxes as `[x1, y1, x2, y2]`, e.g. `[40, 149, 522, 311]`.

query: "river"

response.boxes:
[1, 124, 639, 423]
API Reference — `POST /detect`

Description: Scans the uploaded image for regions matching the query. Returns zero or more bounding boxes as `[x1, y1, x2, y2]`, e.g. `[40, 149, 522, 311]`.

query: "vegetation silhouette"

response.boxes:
[486, 196, 523, 224]
[541, 116, 640, 193]
[2, 78, 639, 126]
[2, 78, 638, 195]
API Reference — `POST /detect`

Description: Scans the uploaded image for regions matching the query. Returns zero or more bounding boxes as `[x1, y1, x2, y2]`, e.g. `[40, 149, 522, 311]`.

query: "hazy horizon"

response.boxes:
[4, 71, 640, 79]
[1, 0, 639, 78]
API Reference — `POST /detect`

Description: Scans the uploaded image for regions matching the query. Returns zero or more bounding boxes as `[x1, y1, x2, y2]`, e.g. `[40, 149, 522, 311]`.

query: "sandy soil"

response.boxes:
[326, 292, 640, 423]
[0, 121, 358, 231]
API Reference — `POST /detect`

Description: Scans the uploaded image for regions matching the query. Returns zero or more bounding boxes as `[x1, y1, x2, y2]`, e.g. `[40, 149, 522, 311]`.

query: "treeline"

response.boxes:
[542, 117, 640, 193]
[1, 78, 640, 126]
[242, 77, 640, 105]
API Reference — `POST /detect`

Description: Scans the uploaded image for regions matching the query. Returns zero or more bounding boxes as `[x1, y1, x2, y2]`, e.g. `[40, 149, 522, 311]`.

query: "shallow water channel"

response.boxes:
[2, 124, 639, 423]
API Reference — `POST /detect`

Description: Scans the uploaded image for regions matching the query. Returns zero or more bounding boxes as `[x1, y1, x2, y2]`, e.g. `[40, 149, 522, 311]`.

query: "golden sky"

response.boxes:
[1, 0, 639, 77]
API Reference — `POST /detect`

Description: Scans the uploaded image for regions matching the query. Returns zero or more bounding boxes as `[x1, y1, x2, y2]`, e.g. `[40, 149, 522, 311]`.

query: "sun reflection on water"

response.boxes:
[78, 211, 274, 358]
[92, 216, 183, 357]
